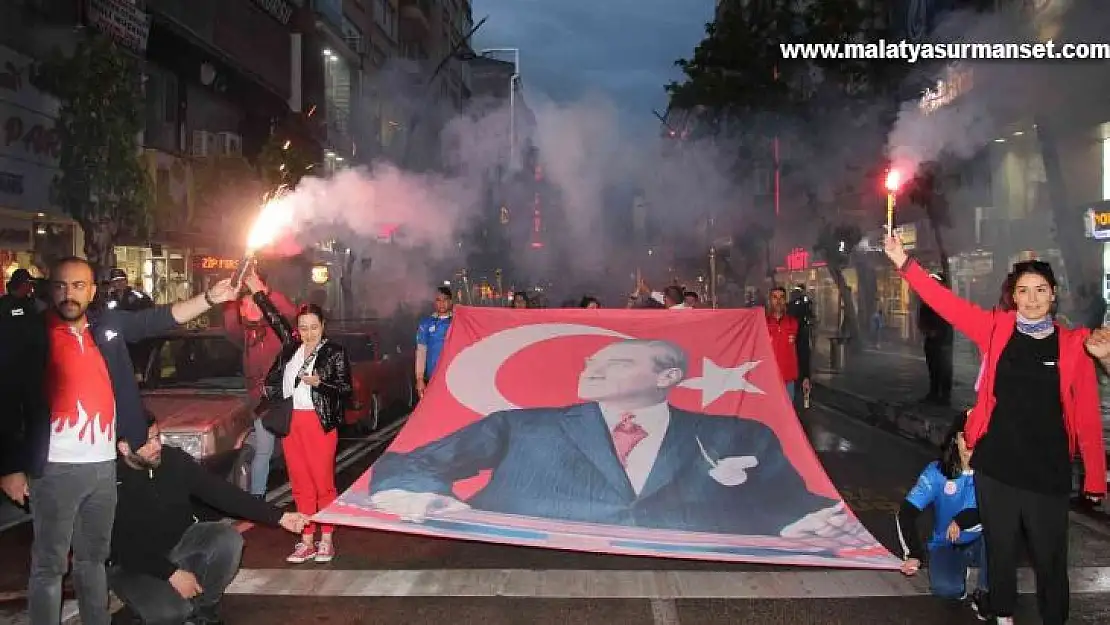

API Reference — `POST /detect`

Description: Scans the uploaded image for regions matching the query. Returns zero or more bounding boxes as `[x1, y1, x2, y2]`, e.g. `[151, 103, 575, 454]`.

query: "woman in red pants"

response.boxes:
[252, 288, 352, 563]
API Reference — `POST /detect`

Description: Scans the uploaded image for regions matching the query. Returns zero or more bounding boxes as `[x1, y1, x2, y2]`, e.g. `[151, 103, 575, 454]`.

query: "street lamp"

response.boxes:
[884, 169, 904, 235]
[481, 48, 521, 170]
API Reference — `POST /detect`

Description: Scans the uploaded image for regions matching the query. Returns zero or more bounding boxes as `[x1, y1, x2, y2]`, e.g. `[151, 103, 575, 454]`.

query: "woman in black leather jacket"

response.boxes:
[251, 286, 352, 564]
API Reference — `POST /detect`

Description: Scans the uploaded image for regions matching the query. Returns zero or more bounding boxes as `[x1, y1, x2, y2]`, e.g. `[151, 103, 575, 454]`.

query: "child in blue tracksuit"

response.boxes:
[896, 413, 991, 619]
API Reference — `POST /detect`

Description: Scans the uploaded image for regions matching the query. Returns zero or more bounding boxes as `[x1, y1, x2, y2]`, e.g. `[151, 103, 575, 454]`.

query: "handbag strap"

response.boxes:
[294, 339, 327, 383]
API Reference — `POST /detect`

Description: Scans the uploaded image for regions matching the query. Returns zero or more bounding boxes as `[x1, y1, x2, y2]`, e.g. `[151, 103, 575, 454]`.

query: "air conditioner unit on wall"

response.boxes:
[217, 132, 242, 157]
[191, 130, 214, 157]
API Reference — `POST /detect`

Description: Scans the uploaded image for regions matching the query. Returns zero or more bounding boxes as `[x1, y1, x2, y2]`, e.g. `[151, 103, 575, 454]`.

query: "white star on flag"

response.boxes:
[679, 359, 763, 408]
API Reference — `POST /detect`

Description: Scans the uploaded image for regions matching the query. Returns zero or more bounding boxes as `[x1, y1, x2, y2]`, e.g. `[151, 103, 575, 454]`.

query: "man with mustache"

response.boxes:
[0, 256, 238, 625]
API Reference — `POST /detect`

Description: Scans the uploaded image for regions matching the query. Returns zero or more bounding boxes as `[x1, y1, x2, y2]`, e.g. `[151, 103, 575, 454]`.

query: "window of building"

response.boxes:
[323, 52, 352, 139]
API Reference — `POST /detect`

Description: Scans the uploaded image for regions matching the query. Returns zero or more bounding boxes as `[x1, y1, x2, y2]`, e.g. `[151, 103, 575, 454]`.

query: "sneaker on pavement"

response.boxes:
[286, 541, 317, 564]
[315, 539, 335, 563]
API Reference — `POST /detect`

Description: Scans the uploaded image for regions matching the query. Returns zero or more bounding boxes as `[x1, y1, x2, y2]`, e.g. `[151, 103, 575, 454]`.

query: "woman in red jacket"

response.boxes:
[884, 234, 1105, 625]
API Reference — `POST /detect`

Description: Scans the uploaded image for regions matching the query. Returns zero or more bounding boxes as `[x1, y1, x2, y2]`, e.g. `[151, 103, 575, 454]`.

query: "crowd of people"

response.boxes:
[413, 280, 815, 407]
[4, 239, 1110, 625]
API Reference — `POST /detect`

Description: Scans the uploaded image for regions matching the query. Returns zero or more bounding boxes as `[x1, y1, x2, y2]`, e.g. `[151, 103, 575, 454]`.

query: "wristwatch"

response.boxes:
[203, 290, 216, 307]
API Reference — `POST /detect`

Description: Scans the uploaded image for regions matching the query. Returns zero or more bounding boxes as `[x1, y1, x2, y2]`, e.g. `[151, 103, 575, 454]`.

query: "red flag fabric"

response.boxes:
[316, 306, 899, 568]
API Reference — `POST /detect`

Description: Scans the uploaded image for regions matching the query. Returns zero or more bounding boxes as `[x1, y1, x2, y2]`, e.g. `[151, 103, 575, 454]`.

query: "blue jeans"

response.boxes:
[930, 538, 987, 599]
[110, 522, 244, 625]
[785, 381, 796, 403]
[250, 417, 276, 496]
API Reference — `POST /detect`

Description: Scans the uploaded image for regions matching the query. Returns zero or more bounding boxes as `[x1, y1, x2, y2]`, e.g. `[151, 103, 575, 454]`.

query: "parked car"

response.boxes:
[135, 330, 257, 491]
[136, 326, 415, 492]
[329, 326, 416, 432]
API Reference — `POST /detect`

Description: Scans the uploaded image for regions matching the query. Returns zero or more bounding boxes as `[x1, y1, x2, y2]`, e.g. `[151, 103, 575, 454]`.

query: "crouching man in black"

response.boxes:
[109, 419, 309, 625]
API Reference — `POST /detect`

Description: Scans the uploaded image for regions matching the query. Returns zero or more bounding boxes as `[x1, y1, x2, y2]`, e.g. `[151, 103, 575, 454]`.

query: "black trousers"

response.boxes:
[110, 522, 244, 625]
[975, 473, 1071, 623]
[923, 339, 953, 400]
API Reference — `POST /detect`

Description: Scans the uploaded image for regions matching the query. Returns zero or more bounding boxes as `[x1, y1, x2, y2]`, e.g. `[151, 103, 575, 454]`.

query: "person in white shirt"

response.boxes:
[252, 296, 353, 565]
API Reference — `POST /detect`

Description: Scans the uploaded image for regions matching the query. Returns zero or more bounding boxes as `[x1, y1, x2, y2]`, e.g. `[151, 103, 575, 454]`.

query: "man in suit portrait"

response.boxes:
[369, 339, 850, 538]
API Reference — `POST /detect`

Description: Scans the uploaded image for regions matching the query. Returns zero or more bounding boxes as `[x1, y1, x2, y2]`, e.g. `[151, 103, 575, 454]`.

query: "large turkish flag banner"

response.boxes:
[317, 306, 898, 569]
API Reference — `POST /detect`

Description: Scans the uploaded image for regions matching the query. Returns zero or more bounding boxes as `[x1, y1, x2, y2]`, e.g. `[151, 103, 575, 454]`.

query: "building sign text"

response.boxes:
[193, 255, 240, 271]
[4, 115, 59, 159]
[0, 45, 60, 213]
[1085, 207, 1110, 240]
[785, 247, 810, 272]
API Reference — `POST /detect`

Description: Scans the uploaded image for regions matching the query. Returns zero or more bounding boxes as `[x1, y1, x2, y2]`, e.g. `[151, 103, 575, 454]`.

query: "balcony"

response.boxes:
[400, 0, 431, 32]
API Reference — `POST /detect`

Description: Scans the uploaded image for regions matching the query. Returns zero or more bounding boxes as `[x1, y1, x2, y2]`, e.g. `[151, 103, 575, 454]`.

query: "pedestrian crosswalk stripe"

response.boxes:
[226, 566, 1110, 599]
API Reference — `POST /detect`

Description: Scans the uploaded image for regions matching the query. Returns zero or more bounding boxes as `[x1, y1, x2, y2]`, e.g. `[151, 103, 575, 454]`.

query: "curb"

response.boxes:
[811, 379, 963, 450]
[813, 378, 1110, 521]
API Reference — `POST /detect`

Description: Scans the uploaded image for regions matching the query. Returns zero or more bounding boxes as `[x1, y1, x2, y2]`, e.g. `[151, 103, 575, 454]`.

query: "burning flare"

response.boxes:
[246, 188, 295, 252]
[232, 188, 295, 287]
[884, 170, 903, 194]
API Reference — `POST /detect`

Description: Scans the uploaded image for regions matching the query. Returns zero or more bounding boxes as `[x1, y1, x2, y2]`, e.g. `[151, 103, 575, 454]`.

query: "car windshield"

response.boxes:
[136, 335, 245, 391]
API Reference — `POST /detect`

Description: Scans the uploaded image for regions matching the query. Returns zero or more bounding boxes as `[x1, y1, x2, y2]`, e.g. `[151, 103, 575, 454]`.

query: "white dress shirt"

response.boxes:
[282, 344, 316, 410]
[598, 401, 671, 495]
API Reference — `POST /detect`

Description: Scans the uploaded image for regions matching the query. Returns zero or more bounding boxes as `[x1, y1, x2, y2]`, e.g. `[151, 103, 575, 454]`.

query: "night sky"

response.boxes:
[472, 0, 714, 136]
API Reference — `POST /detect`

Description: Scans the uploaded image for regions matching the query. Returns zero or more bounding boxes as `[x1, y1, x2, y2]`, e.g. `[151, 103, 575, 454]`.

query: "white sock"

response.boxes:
[995, 617, 1014, 625]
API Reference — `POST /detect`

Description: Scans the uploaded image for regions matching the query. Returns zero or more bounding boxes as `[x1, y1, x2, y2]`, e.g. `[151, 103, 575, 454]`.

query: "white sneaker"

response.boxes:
[315, 539, 335, 563]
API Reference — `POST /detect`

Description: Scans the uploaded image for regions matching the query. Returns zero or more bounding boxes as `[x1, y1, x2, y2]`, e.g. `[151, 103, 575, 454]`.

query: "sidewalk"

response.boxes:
[811, 338, 1110, 519]
[811, 338, 1110, 452]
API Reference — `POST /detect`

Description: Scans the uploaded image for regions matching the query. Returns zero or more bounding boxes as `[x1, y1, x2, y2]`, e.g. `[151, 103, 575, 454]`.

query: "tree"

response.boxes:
[905, 166, 952, 280]
[813, 221, 862, 347]
[668, 1, 909, 338]
[38, 35, 152, 270]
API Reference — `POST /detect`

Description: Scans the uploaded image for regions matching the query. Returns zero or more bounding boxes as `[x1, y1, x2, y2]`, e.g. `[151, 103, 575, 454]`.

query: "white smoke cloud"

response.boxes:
[886, 1, 1108, 178]
[253, 68, 757, 312]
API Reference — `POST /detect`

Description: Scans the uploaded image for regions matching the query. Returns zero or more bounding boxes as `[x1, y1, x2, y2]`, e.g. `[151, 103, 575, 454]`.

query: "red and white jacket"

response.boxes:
[900, 259, 1106, 495]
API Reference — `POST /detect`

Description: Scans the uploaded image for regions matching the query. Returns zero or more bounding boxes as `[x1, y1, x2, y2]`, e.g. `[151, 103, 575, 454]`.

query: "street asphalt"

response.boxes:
[4, 402, 1109, 623]
[213, 403, 1110, 624]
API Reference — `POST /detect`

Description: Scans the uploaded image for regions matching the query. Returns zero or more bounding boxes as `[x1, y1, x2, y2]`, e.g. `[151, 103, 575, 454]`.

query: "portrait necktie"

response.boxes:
[612, 412, 648, 467]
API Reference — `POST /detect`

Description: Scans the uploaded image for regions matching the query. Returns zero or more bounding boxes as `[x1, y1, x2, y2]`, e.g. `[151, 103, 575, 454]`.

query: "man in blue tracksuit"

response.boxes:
[414, 286, 453, 398]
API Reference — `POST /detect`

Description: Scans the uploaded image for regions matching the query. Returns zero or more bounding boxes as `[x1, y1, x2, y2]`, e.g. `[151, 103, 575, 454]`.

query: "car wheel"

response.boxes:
[361, 394, 381, 433]
[231, 444, 255, 493]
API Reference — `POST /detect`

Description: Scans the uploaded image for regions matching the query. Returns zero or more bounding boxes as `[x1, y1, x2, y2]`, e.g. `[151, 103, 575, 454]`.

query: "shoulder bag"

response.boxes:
[258, 341, 326, 436]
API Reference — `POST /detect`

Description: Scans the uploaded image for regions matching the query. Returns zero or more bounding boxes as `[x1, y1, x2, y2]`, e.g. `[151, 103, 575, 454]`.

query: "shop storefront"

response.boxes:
[774, 246, 858, 334]
[1082, 201, 1110, 325]
[857, 223, 929, 341]
[0, 211, 37, 280]
[0, 209, 80, 281]
[113, 244, 192, 304]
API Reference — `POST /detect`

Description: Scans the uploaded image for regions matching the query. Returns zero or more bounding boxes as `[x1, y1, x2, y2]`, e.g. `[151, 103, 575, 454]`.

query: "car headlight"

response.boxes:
[160, 432, 207, 459]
